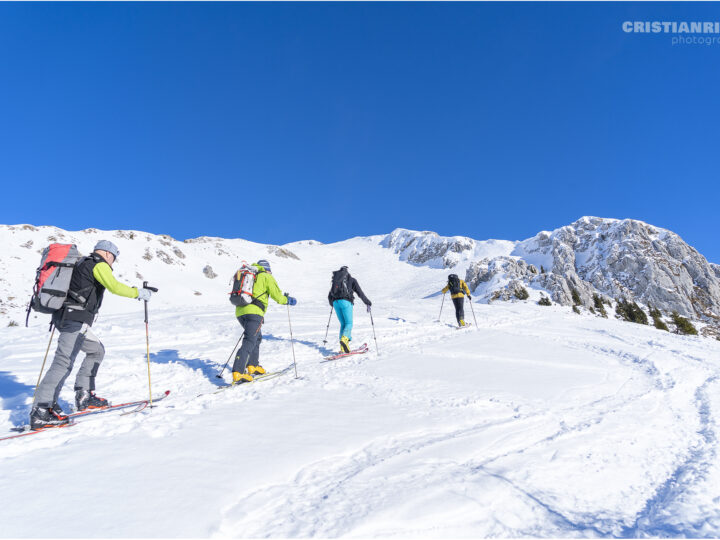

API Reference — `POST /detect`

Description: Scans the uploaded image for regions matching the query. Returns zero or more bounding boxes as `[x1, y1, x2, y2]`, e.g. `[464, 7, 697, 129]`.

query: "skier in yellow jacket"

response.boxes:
[231, 260, 296, 383]
[441, 274, 471, 327]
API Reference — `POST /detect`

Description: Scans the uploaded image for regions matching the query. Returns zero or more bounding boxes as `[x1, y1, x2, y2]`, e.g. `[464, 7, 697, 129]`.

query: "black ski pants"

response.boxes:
[452, 296, 465, 325]
[232, 314, 263, 374]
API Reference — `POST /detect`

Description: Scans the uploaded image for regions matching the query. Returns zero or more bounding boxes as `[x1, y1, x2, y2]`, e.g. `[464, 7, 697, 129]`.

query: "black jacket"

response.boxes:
[328, 272, 371, 307]
[61, 253, 106, 326]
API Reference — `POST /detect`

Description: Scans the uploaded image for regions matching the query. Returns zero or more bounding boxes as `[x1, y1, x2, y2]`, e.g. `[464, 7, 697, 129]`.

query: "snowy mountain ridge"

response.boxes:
[1, 218, 719, 336]
[381, 218, 720, 332]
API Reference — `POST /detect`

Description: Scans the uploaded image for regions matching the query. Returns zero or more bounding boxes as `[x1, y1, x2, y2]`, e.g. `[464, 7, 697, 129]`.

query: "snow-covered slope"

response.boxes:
[2, 221, 720, 537]
[2, 296, 720, 536]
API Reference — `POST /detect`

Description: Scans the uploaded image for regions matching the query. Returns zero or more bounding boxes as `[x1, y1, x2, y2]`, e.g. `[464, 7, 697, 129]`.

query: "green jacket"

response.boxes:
[93, 262, 139, 299]
[235, 264, 288, 317]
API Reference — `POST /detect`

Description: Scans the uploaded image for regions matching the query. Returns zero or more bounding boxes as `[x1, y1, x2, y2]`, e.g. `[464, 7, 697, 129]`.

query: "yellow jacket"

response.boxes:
[442, 280, 471, 299]
[235, 264, 288, 317]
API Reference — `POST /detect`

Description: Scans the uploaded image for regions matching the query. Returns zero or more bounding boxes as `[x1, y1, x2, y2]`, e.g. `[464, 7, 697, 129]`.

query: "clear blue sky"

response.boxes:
[1, 2, 719, 262]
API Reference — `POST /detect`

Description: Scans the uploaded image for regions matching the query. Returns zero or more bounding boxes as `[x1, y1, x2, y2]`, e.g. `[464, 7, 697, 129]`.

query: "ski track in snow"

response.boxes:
[2, 301, 720, 537]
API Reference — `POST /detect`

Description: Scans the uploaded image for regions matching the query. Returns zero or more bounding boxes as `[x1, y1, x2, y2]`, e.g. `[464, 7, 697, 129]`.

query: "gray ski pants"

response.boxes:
[231, 314, 263, 373]
[34, 320, 105, 407]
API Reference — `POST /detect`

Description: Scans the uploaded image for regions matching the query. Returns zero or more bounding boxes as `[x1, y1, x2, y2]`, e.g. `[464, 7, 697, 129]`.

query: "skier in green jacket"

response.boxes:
[231, 260, 296, 383]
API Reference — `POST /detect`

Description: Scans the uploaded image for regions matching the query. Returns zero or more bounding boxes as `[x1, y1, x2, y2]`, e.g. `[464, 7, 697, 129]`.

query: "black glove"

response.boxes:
[366, 304, 371, 313]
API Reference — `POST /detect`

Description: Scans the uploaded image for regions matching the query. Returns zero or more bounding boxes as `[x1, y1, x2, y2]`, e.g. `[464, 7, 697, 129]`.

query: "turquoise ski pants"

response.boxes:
[333, 299, 354, 341]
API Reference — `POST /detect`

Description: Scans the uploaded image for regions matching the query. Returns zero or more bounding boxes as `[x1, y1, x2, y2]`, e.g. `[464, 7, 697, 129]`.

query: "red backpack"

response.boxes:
[25, 244, 82, 326]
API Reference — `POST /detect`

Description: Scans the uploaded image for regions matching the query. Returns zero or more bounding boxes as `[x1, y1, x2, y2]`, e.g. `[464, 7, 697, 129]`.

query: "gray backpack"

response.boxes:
[25, 243, 83, 326]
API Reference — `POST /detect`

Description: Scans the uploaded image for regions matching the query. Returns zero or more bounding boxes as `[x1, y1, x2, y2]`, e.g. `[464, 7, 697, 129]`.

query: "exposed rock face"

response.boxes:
[267, 246, 300, 260]
[465, 256, 598, 306]
[381, 228, 514, 269]
[508, 217, 720, 320]
[202, 265, 217, 279]
[381, 229, 474, 268]
[383, 220, 720, 324]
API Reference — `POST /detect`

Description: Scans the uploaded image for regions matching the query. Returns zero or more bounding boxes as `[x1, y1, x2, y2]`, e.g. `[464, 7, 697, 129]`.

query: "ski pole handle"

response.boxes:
[142, 281, 158, 324]
[143, 285, 159, 293]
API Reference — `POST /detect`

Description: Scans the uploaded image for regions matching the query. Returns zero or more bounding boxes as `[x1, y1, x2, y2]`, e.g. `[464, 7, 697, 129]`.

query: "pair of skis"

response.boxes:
[321, 342, 369, 363]
[209, 365, 294, 395]
[207, 343, 371, 395]
[0, 390, 171, 442]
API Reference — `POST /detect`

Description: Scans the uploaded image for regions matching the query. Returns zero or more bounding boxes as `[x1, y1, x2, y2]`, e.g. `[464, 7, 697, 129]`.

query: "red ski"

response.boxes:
[67, 390, 171, 419]
[0, 390, 171, 443]
[321, 343, 369, 363]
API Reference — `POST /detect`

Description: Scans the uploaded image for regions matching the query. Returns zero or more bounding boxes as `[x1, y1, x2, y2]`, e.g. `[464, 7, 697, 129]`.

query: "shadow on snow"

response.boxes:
[263, 332, 336, 357]
[150, 350, 225, 387]
[0, 371, 36, 427]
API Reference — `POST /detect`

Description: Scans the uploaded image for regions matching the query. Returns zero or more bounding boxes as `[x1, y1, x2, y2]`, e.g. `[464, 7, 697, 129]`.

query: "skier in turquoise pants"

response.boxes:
[327, 266, 372, 353]
[333, 299, 355, 341]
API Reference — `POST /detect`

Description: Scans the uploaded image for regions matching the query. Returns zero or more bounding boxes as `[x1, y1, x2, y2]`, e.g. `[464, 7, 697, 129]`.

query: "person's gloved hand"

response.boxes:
[467, 295, 472, 300]
[285, 293, 297, 306]
[366, 304, 372, 313]
[137, 288, 152, 302]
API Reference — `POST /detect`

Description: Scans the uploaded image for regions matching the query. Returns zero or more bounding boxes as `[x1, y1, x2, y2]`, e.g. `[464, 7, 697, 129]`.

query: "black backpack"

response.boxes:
[447, 274, 462, 295]
[330, 268, 351, 301]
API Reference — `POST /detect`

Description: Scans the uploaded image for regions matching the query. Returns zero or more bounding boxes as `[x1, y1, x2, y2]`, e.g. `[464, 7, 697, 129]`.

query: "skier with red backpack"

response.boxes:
[442, 274, 472, 327]
[328, 266, 372, 353]
[29, 240, 153, 430]
[229, 259, 296, 384]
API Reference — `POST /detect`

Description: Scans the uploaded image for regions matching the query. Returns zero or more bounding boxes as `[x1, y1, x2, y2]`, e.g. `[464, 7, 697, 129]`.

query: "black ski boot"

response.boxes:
[51, 402, 67, 419]
[30, 405, 70, 430]
[75, 390, 109, 411]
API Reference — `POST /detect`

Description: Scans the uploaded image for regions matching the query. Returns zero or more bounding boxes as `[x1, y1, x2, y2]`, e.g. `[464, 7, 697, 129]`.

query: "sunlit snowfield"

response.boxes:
[1, 231, 720, 537]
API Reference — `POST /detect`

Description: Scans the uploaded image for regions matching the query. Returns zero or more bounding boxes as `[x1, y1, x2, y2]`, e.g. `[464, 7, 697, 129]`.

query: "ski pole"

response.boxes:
[287, 304, 298, 379]
[216, 332, 244, 379]
[142, 282, 158, 406]
[468, 295, 478, 327]
[438, 293, 446, 321]
[32, 326, 55, 402]
[322, 307, 333, 345]
[369, 307, 380, 356]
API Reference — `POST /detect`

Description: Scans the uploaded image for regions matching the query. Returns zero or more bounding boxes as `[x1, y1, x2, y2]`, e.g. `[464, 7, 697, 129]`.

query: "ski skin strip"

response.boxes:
[66, 390, 170, 419]
[1, 390, 171, 442]
[321, 343, 369, 363]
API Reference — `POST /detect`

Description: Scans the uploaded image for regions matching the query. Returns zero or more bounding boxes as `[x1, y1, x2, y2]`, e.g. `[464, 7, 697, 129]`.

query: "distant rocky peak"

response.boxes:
[507, 216, 720, 323]
[381, 228, 477, 268]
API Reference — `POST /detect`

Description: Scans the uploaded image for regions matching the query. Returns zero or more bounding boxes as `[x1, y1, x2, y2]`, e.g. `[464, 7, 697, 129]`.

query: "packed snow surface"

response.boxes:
[1, 228, 720, 537]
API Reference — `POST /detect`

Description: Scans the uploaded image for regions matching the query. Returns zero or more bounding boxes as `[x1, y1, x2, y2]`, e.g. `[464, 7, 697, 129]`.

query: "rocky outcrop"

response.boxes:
[512, 217, 720, 320]
[381, 228, 514, 269]
[465, 256, 599, 306]
[267, 246, 300, 260]
[381, 229, 474, 268]
[202, 265, 217, 279]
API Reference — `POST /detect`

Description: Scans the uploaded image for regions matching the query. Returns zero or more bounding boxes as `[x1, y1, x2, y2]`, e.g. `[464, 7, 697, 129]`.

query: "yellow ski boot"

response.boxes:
[340, 335, 350, 353]
[232, 371, 253, 384]
[247, 365, 266, 375]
